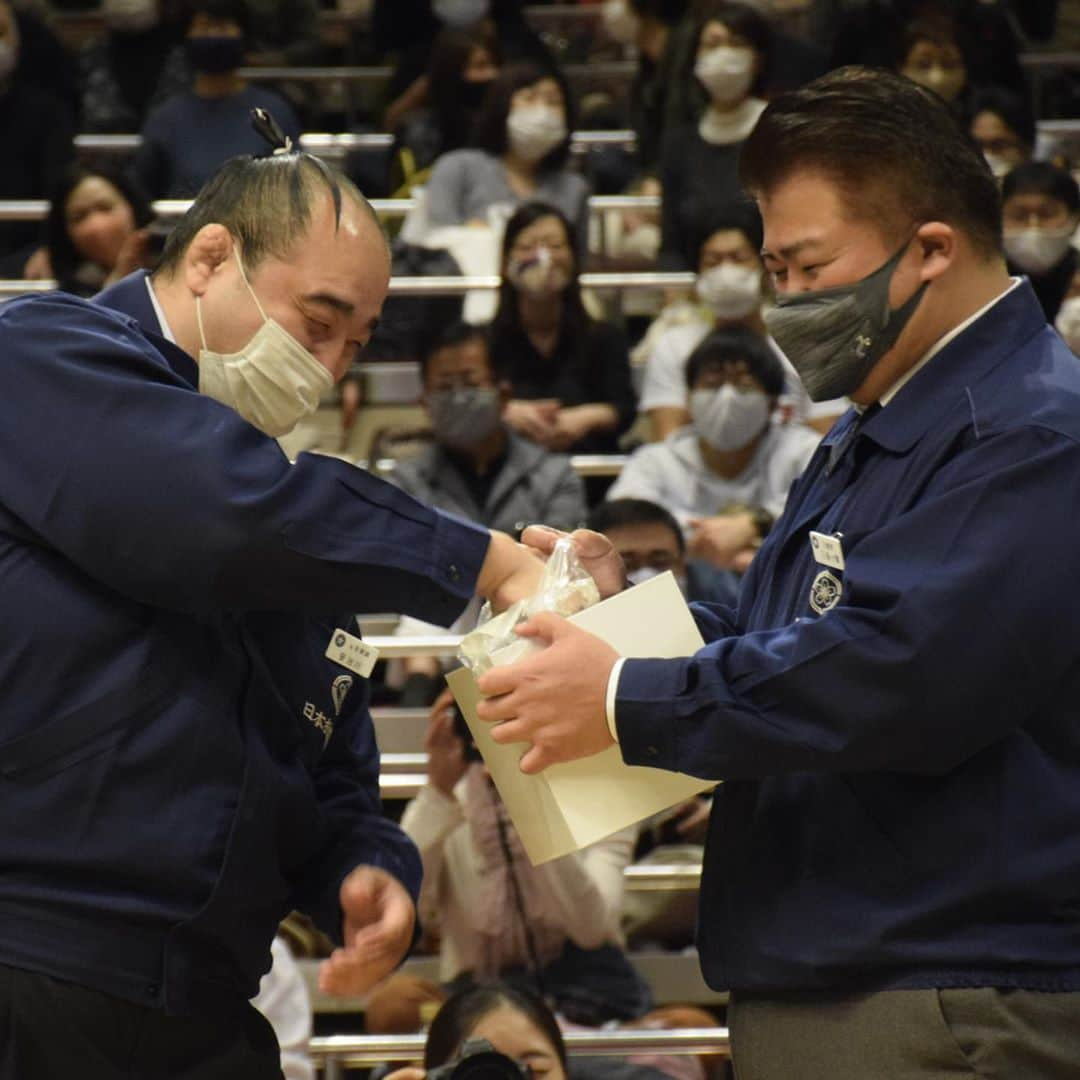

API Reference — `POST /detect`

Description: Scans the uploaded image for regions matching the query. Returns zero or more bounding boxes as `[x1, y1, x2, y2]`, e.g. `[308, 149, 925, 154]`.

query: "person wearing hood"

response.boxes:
[1001, 161, 1079, 323]
[134, 0, 301, 199]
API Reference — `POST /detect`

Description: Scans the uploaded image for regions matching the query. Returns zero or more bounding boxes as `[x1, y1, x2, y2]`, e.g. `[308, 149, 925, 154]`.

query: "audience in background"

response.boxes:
[639, 206, 845, 440]
[134, 0, 301, 198]
[0, 0, 76, 274]
[364, 690, 646, 1031]
[610, 328, 819, 575]
[1002, 161, 1080, 322]
[588, 496, 740, 606]
[424, 63, 589, 246]
[967, 85, 1036, 179]
[389, 24, 501, 195]
[80, 0, 185, 132]
[244, 0, 324, 66]
[251, 935, 314, 1080]
[893, 14, 970, 107]
[658, 2, 770, 270]
[1056, 267, 1080, 356]
[490, 202, 637, 457]
[45, 163, 156, 296]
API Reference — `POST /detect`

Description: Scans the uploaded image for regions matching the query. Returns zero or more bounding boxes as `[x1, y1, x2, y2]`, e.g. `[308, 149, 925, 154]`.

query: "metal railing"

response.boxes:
[310, 1027, 729, 1077]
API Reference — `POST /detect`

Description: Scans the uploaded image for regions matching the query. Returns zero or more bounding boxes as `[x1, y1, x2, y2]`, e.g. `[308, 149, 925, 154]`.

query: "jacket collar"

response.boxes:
[823, 279, 1047, 456]
[92, 270, 200, 389]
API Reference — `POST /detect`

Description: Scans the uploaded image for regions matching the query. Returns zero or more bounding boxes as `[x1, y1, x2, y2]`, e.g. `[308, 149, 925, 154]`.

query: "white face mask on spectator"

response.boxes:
[506, 104, 567, 163]
[697, 262, 762, 319]
[690, 384, 770, 452]
[694, 46, 755, 105]
[196, 248, 333, 437]
[432, 0, 489, 28]
[1056, 296, 1080, 355]
[103, 0, 159, 32]
[507, 244, 572, 295]
[602, 0, 640, 46]
[983, 152, 1012, 180]
[1003, 226, 1076, 275]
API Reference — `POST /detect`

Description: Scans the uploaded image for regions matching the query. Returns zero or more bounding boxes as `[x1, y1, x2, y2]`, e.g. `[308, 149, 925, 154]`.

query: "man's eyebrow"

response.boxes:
[760, 237, 827, 261]
[301, 291, 355, 317]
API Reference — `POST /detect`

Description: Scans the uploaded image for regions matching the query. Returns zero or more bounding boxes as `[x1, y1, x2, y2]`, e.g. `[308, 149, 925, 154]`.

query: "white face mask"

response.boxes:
[690, 384, 770, 452]
[432, 0, 489, 28]
[626, 565, 689, 597]
[103, 0, 159, 32]
[196, 249, 334, 437]
[983, 151, 1013, 180]
[507, 104, 567, 164]
[507, 244, 572, 295]
[694, 45, 754, 105]
[696, 262, 762, 319]
[602, 0, 640, 46]
[1055, 296, 1080, 356]
[1003, 225, 1076, 276]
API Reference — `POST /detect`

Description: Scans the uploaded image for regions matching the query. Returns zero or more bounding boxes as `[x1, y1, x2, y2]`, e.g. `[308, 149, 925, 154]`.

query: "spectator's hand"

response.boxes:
[22, 246, 52, 281]
[107, 228, 153, 284]
[476, 613, 617, 774]
[520, 525, 626, 600]
[672, 796, 712, 843]
[546, 404, 596, 451]
[687, 513, 758, 570]
[476, 530, 546, 612]
[425, 688, 468, 797]
[505, 399, 561, 445]
[319, 866, 416, 997]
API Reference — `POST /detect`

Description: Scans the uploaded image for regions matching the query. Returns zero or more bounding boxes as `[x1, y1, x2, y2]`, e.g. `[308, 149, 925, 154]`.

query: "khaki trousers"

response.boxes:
[729, 986, 1080, 1079]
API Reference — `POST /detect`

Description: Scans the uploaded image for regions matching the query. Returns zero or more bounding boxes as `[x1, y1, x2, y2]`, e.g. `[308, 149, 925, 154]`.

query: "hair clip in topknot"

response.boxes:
[250, 107, 293, 156]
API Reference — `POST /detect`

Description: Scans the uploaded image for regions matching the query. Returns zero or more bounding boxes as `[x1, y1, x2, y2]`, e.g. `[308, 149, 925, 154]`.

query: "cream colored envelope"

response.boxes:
[447, 572, 712, 865]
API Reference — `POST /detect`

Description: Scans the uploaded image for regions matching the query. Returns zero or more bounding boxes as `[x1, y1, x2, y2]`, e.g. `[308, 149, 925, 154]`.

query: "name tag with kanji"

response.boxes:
[325, 628, 379, 678]
[809, 530, 845, 571]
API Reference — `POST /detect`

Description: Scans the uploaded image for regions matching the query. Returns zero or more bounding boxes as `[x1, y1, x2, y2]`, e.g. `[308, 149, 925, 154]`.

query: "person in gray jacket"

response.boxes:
[391, 320, 587, 539]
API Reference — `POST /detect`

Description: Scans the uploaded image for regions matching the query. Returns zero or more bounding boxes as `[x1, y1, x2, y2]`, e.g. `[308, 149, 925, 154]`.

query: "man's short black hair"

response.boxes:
[685, 326, 785, 397]
[470, 62, 575, 172]
[740, 66, 1003, 259]
[966, 86, 1036, 151]
[691, 202, 764, 269]
[187, 0, 250, 35]
[587, 498, 686, 556]
[419, 321, 505, 384]
[1002, 161, 1080, 215]
[154, 151, 380, 277]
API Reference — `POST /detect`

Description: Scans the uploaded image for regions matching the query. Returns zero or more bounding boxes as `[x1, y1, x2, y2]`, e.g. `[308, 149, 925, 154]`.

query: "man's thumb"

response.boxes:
[515, 610, 569, 644]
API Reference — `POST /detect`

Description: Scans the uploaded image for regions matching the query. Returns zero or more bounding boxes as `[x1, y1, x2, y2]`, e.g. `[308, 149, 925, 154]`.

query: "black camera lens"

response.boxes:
[426, 1039, 529, 1080]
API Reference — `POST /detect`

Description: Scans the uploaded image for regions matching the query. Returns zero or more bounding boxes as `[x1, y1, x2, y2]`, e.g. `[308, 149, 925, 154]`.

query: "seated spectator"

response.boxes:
[893, 14, 969, 108]
[0, 0, 75, 275]
[490, 202, 637, 457]
[1055, 266, 1080, 356]
[244, 0, 324, 66]
[134, 0, 301, 199]
[391, 320, 587, 538]
[80, 0, 186, 132]
[366, 693, 648, 1030]
[966, 85, 1035, 180]
[588, 496, 739, 606]
[638, 207, 845, 440]
[387, 320, 586, 700]
[609, 328, 820, 574]
[658, 2, 770, 269]
[251, 935, 314, 1080]
[44, 164, 156, 297]
[390, 24, 501, 196]
[423, 63, 590, 247]
[1002, 161, 1080, 322]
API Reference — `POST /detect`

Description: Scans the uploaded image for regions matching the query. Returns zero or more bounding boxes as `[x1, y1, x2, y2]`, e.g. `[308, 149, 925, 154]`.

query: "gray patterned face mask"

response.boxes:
[428, 387, 502, 449]
[764, 238, 928, 401]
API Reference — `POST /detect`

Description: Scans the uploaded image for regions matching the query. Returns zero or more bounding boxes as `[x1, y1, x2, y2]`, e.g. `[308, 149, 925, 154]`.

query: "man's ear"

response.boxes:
[915, 221, 957, 284]
[182, 224, 235, 298]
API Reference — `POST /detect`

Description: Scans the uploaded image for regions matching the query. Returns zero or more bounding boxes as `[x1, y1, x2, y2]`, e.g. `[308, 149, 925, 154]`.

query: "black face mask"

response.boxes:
[185, 35, 245, 75]
[459, 78, 493, 110]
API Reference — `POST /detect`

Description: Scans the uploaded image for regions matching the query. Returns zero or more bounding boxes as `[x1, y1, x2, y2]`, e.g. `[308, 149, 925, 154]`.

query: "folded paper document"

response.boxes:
[447, 572, 712, 865]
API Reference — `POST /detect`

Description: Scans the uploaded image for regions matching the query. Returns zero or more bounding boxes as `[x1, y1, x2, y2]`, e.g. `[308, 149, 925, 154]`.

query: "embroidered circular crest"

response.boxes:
[809, 569, 843, 614]
[334, 632, 346, 648]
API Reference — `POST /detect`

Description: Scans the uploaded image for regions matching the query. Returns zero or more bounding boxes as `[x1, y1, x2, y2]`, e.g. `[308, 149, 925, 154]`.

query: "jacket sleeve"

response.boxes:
[615, 425, 1080, 780]
[288, 695, 423, 946]
[0, 297, 488, 624]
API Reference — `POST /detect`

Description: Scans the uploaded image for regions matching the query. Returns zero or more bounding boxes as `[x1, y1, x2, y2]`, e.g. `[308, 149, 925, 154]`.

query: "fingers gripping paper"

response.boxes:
[446, 572, 712, 865]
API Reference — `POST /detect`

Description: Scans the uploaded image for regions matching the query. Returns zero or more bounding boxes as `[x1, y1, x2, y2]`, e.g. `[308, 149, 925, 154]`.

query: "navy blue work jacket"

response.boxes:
[0, 273, 490, 1016]
[616, 281, 1080, 995]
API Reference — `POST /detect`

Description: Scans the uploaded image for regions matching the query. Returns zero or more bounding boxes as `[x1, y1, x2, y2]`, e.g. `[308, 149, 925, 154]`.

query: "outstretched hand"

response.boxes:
[519, 525, 626, 600]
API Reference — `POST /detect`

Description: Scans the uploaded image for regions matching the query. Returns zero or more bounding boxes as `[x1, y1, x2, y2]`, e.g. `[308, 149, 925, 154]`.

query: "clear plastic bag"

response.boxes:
[457, 537, 600, 675]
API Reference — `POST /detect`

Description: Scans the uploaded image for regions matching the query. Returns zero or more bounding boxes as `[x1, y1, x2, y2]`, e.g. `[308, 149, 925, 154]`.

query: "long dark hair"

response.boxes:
[423, 984, 568, 1070]
[470, 61, 575, 172]
[428, 25, 501, 153]
[46, 163, 154, 286]
[493, 200, 591, 357]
